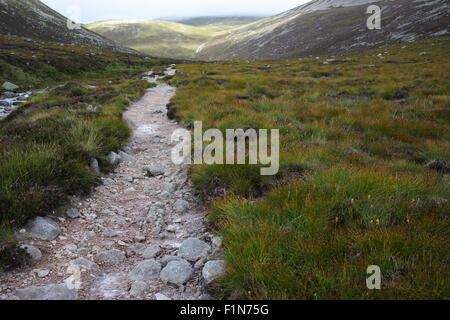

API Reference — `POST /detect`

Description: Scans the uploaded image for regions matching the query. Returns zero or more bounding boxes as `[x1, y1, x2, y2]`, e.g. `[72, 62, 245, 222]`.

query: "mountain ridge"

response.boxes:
[197, 0, 449, 60]
[0, 0, 139, 54]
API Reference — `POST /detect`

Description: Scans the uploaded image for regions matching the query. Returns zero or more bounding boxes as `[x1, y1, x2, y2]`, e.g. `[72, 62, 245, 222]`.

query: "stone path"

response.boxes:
[0, 67, 225, 300]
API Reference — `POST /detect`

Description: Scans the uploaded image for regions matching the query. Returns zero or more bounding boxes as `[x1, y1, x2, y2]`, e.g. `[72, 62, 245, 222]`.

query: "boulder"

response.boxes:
[143, 165, 166, 177]
[13, 283, 77, 300]
[119, 151, 135, 162]
[202, 260, 225, 284]
[66, 208, 81, 219]
[160, 255, 185, 267]
[107, 152, 121, 165]
[130, 281, 149, 297]
[90, 158, 100, 173]
[160, 259, 193, 286]
[174, 199, 189, 213]
[178, 238, 210, 262]
[25, 217, 61, 240]
[70, 257, 99, 272]
[95, 249, 126, 266]
[142, 245, 162, 259]
[20, 245, 42, 263]
[2, 82, 19, 91]
[129, 259, 162, 281]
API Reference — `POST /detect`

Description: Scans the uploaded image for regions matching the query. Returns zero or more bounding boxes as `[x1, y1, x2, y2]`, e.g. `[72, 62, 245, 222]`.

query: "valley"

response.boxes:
[86, 16, 262, 60]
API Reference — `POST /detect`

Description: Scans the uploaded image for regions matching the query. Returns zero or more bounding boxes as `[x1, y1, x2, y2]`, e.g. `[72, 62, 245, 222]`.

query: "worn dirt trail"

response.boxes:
[0, 68, 220, 300]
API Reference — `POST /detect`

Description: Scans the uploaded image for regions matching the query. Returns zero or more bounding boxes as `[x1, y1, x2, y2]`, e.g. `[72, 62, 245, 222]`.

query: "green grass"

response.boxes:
[169, 37, 450, 299]
[86, 19, 253, 60]
[0, 35, 167, 271]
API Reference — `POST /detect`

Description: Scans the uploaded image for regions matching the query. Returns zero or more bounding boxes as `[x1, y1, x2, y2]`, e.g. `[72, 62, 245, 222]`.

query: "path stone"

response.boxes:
[20, 245, 42, 263]
[119, 151, 135, 162]
[107, 152, 121, 165]
[25, 217, 61, 240]
[160, 259, 193, 286]
[95, 249, 126, 266]
[143, 165, 166, 177]
[129, 260, 162, 281]
[174, 199, 189, 213]
[142, 245, 162, 259]
[212, 236, 223, 248]
[178, 238, 210, 262]
[70, 258, 100, 272]
[90, 158, 100, 173]
[202, 260, 226, 284]
[13, 283, 77, 300]
[155, 293, 171, 300]
[160, 255, 185, 267]
[66, 208, 81, 219]
[130, 281, 149, 297]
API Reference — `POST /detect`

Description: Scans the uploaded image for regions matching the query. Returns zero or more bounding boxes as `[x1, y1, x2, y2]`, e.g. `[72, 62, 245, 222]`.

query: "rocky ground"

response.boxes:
[0, 68, 224, 300]
[0, 84, 32, 119]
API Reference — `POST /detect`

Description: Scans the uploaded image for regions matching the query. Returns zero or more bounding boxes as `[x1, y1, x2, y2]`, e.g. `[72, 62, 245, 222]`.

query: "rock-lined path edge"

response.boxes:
[0, 68, 224, 300]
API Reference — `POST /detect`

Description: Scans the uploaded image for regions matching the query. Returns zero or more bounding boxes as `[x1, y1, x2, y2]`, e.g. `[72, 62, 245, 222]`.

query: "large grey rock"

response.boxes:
[174, 199, 189, 213]
[143, 165, 166, 177]
[95, 249, 126, 266]
[2, 81, 19, 91]
[25, 217, 61, 240]
[90, 158, 100, 173]
[178, 238, 210, 262]
[20, 245, 42, 263]
[142, 245, 162, 259]
[1, 92, 16, 99]
[155, 293, 171, 300]
[130, 281, 149, 297]
[70, 258, 99, 272]
[162, 182, 177, 193]
[107, 152, 121, 165]
[103, 177, 115, 186]
[129, 259, 162, 281]
[119, 151, 135, 162]
[160, 255, 185, 267]
[66, 208, 81, 219]
[13, 283, 77, 300]
[160, 259, 193, 285]
[202, 260, 226, 284]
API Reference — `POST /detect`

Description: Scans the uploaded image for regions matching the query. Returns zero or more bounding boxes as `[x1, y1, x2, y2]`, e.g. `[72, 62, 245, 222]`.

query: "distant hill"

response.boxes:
[174, 16, 264, 27]
[0, 0, 137, 54]
[86, 17, 260, 59]
[197, 0, 450, 60]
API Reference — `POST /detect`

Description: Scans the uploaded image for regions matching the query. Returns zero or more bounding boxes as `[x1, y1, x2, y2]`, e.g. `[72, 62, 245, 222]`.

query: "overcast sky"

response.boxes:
[41, 0, 310, 23]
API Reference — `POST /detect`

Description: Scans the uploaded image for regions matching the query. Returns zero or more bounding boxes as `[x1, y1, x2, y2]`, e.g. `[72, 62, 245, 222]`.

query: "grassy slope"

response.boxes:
[168, 37, 450, 299]
[0, 35, 169, 270]
[86, 19, 252, 60]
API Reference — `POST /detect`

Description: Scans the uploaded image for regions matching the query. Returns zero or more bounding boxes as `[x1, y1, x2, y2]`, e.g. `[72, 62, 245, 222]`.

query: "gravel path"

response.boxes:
[0, 68, 223, 300]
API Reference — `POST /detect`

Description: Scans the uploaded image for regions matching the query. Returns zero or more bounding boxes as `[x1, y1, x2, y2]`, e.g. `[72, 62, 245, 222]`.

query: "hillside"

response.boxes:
[0, 0, 137, 54]
[197, 0, 450, 60]
[170, 36, 450, 299]
[86, 18, 258, 59]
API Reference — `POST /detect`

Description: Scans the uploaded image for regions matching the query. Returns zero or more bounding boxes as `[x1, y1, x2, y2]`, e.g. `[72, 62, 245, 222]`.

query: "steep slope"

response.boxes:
[86, 18, 258, 59]
[197, 0, 449, 60]
[0, 0, 137, 54]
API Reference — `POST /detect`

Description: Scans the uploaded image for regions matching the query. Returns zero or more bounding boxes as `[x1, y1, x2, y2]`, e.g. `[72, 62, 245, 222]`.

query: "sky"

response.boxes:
[41, 0, 310, 23]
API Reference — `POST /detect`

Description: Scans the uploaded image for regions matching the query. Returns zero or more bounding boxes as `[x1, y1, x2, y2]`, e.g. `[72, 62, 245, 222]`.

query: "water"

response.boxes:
[0, 91, 32, 119]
